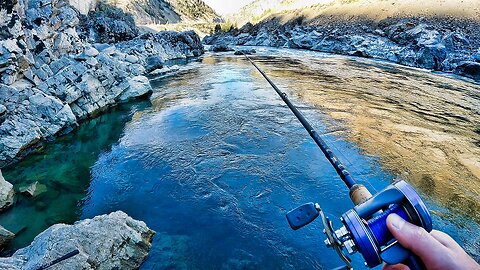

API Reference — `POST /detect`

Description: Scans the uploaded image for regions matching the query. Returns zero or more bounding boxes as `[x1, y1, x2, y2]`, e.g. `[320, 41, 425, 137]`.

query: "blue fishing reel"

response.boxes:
[286, 180, 432, 269]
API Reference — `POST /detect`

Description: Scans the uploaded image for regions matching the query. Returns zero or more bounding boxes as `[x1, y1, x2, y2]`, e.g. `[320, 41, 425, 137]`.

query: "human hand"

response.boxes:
[382, 214, 480, 270]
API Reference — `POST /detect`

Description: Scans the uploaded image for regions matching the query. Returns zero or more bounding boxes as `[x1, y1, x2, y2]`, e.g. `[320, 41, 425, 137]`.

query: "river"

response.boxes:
[1, 48, 479, 269]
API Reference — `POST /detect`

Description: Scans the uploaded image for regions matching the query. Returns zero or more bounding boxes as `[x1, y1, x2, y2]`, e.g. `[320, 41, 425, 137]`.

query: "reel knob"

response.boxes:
[340, 180, 432, 268]
[285, 180, 431, 270]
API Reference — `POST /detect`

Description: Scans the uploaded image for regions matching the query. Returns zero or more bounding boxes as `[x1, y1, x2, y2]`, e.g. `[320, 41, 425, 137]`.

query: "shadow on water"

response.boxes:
[0, 101, 152, 253]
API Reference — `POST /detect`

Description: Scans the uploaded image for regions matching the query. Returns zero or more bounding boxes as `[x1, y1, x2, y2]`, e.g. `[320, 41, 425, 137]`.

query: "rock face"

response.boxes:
[0, 1, 204, 168]
[0, 225, 15, 250]
[69, 0, 222, 25]
[0, 170, 14, 211]
[204, 16, 480, 81]
[78, 1, 139, 43]
[0, 211, 155, 269]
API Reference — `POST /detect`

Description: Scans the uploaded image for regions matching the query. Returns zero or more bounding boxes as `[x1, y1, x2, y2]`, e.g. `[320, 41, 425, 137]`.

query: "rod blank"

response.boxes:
[243, 53, 356, 189]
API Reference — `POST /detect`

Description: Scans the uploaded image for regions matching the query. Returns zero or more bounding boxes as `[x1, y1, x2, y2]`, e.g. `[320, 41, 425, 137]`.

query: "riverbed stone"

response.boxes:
[234, 49, 256, 55]
[0, 225, 15, 250]
[19, 181, 48, 198]
[0, 211, 155, 269]
[0, 170, 15, 211]
[84, 47, 99, 57]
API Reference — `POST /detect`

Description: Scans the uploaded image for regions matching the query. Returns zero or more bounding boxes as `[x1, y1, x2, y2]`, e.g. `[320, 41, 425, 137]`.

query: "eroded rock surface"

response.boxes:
[0, 0, 204, 167]
[0, 211, 155, 269]
[0, 170, 14, 211]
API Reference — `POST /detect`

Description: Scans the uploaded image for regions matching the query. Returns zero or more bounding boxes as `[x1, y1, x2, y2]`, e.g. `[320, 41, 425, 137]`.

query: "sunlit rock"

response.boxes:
[0, 211, 155, 269]
[0, 170, 14, 211]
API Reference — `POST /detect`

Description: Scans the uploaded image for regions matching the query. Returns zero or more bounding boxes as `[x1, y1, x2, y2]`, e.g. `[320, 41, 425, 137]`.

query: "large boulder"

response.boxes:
[0, 211, 155, 269]
[119, 76, 153, 101]
[0, 170, 14, 211]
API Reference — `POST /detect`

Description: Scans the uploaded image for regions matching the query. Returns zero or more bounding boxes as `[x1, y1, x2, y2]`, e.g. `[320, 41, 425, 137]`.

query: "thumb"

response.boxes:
[386, 214, 450, 267]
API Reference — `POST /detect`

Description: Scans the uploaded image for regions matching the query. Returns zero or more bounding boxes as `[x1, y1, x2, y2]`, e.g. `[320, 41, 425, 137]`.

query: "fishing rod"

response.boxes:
[36, 249, 79, 270]
[242, 53, 432, 270]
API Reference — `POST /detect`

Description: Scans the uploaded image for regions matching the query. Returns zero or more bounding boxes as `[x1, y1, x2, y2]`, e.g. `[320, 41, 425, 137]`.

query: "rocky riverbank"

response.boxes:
[0, 0, 204, 168]
[204, 15, 480, 81]
[0, 211, 155, 269]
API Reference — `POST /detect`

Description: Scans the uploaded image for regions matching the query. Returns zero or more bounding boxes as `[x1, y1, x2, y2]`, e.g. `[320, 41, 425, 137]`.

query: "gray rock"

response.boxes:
[19, 181, 48, 198]
[0, 211, 155, 269]
[0, 0, 205, 168]
[119, 75, 152, 101]
[234, 49, 256, 55]
[145, 55, 164, 73]
[416, 44, 447, 70]
[0, 104, 6, 124]
[473, 50, 480, 63]
[454, 61, 480, 81]
[211, 44, 234, 52]
[0, 225, 15, 250]
[125, 55, 139, 63]
[93, 43, 114, 53]
[0, 170, 15, 211]
[85, 57, 98, 66]
[73, 52, 87, 61]
[80, 2, 139, 43]
[84, 47, 99, 57]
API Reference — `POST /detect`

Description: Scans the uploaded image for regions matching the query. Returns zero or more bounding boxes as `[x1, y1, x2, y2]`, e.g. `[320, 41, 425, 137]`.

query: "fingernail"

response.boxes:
[388, 214, 405, 231]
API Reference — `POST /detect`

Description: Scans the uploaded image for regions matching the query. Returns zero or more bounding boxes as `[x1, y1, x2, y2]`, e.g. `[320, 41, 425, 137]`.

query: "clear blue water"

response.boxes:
[1, 49, 479, 269]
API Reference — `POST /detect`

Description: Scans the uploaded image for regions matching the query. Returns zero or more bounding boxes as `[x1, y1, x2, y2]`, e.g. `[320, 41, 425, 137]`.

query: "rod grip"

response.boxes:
[349, 184, 372, 205]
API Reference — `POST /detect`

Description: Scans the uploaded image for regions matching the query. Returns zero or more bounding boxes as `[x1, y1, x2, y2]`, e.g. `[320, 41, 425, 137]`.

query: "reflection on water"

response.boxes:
[257, 53, 480, 224]
[1, 48, 479, 268]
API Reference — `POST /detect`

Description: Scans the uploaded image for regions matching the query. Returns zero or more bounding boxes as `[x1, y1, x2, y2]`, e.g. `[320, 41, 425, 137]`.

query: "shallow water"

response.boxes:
[1, 48, 479, 269]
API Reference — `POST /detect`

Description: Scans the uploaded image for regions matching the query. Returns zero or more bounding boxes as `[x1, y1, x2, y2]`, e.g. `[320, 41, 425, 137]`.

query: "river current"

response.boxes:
[1, 48, 479, 269]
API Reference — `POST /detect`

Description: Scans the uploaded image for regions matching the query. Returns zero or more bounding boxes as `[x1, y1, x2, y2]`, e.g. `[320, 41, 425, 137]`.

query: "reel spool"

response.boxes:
[286, 180, 432, 269]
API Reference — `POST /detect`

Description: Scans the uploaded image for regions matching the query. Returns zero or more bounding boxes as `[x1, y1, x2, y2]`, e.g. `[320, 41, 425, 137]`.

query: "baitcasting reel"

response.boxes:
[286, 180, 432, 269]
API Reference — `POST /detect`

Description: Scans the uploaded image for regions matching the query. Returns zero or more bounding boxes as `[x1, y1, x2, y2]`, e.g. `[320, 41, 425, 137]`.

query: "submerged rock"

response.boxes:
[0, 170, 14, 211]
[0, 225, 15, 250]
[19, 181, 48, 198]
[0, 211, 155, 269]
